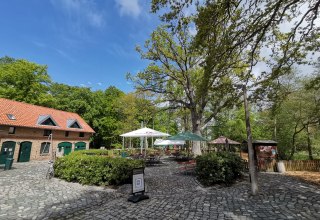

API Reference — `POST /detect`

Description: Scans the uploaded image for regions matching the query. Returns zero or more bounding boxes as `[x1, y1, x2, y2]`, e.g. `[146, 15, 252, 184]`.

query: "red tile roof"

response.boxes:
[0, 98, 95, 133]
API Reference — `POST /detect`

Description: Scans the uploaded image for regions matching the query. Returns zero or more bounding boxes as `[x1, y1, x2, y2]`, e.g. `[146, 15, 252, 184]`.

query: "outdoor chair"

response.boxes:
[145, 155, 161, 166]
[177, 159, 196, 175]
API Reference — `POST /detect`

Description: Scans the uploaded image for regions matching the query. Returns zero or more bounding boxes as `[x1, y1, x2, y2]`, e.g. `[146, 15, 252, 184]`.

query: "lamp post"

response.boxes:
[50, 133, 54, 161]
[237, 84, 258, 195]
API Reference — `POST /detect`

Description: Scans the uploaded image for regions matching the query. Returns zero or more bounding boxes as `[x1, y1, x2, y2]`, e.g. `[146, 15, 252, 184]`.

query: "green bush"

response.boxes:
[195, 152, 244, 186]
[74, 149, 110, 156]
[54, 152, 145, 186]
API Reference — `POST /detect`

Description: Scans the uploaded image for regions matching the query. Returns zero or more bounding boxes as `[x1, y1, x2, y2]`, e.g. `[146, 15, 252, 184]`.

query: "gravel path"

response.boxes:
[0, 159, 320, 219]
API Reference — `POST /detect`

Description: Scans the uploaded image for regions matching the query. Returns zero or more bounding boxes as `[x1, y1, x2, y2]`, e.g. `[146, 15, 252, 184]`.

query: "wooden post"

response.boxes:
[243, 85, 258, 195]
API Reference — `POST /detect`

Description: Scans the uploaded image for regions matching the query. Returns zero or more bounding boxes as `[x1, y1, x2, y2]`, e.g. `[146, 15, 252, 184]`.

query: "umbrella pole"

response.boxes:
[144, 137, 147, 157]
[140, 137, 143, 155]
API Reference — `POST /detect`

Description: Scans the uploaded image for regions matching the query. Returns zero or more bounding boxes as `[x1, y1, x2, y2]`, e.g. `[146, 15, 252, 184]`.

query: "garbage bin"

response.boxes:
[4, 158, 14, 170]
[121, 152, 127, 158]
[277, 161, 286, 173]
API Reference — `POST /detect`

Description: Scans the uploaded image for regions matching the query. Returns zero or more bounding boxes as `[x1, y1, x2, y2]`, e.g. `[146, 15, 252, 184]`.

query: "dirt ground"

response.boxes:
[286, 171, 320, 186]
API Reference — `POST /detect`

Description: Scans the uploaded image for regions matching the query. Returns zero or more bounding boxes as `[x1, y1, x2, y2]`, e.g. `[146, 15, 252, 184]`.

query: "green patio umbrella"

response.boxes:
[167, 131, 207, 141]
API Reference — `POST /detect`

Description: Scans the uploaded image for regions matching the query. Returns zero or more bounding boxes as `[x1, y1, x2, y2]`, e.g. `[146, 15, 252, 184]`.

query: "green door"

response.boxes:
[58, 142, 72, 156]
[0, 141, 16, 164]
[18, 142, 32, 162]
[74, 142, 86, 151]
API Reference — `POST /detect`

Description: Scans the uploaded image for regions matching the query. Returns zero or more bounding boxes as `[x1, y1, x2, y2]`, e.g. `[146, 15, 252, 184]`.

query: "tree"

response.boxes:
[50, 84, 126, 148]
[212, 107, 272, 142]
[152, 0, 320, 64]
[0, 56, 53, 106]
[128, 26, 239, 155]
[265, 75, 320, 159]
[150, 0, 319, 196]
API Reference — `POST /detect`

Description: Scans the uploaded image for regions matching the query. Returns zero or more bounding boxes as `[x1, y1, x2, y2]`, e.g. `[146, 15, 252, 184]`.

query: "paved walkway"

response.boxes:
[0, 160, 320, 219]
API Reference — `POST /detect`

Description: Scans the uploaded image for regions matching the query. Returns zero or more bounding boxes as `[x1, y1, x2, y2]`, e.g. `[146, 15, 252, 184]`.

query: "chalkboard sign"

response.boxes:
[132, 168, 145, 193]
[128, 167, 149, 203]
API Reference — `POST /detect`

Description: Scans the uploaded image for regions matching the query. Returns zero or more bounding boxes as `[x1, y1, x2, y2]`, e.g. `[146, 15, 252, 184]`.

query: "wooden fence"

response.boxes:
[282, 160, 320, 172]
[243, 160, 320, 172]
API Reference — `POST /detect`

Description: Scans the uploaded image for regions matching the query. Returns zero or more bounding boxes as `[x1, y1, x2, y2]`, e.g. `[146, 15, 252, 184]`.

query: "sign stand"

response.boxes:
[128, 167, 149, 203]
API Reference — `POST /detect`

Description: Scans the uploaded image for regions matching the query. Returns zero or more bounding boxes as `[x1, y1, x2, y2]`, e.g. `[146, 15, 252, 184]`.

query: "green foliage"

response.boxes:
[75, 149, 110, 156]
[0, 56, 53, 105]
[129, 24, 241, 155]
[211, 107, 272, 142]
[54, 151, 145, 186]
[195, 152, 244, 186]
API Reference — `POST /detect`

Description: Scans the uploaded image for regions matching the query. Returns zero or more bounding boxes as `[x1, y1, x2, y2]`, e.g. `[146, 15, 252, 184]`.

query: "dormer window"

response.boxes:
[41, 117, 56, 126]
[7, 114, 16, 120]
[70, 121, 81, 128]
[67, 119, 82, 129]
[37, 115, 58, 127]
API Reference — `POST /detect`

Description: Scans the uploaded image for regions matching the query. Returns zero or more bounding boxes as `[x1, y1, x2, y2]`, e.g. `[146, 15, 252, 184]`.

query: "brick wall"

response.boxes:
[0, 125, 92, 162]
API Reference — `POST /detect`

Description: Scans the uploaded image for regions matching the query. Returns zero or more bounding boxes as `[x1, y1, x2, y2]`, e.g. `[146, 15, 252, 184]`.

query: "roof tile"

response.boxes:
[0, 98, 94, 133]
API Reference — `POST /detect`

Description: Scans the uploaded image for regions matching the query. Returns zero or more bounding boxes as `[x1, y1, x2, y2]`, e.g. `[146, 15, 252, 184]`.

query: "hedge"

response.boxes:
[54, 151, 145, 186]
[195, 152, 244, 186]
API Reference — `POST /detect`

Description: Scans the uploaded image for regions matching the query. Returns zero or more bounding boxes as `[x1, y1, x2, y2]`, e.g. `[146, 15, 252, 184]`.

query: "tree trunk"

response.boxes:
[307, 124, 313, 160]
[273, 118, 277, 140]
[191, 110, 202, 156]
[289, 124, 304, 160]
[289, 136, 296, 160]
[243, 85, 258, 195]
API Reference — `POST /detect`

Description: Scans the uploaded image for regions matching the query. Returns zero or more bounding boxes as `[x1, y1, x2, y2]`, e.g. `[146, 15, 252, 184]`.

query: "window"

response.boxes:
[41, 118, 56, 126]
[7, 114, 16, 120]
[67, 119, 82, 129]
[43, 129, 52, 137]
[65, 131, 69, 137]
[79, 132, 84, 137]
[40, 142, 50, 155]
[70, 121, 81, 128]
[8, 127, 15, 134]
[37, 115, 58, 127]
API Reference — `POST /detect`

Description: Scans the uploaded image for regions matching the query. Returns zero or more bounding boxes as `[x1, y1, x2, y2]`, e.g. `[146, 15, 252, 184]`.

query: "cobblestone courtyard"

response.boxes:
[1, 160, 320, 220]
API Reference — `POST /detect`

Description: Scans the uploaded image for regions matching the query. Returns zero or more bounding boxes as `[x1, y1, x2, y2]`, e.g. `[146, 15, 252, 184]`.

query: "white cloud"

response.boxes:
[87, 81, 92, 85]
[51, 0, 105, 30]
[115, 0, 141, 18]
[189, 25, 197, 36]
[97, 82, 102, 86]
[106, 43, 135, 58]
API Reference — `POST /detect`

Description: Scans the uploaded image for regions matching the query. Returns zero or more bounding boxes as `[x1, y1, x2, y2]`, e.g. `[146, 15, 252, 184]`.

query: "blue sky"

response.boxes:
[0, 0, 160, 92]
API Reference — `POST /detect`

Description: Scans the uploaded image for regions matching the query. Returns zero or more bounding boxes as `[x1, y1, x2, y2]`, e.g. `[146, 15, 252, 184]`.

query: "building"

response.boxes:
[242, 140, 278, 171]
[0, 98, 95, 164]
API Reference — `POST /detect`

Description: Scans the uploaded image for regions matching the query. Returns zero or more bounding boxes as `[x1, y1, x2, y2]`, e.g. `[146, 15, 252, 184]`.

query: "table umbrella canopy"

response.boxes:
[208, 136, 240, 145]
[120, 127, 170, 137]
[154, 139, 186, 146]
[167, 131, 207, 141]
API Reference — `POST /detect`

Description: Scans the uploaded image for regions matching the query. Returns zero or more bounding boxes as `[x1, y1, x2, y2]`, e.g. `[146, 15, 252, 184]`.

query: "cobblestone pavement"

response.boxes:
[0, 160, 320, 220]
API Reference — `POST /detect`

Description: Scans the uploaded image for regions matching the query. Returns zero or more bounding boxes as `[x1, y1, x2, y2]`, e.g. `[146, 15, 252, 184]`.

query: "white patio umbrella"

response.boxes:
[120, 127, 170, 137]
[120, 127, 170, 153]
[154, 139, 185, 146]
